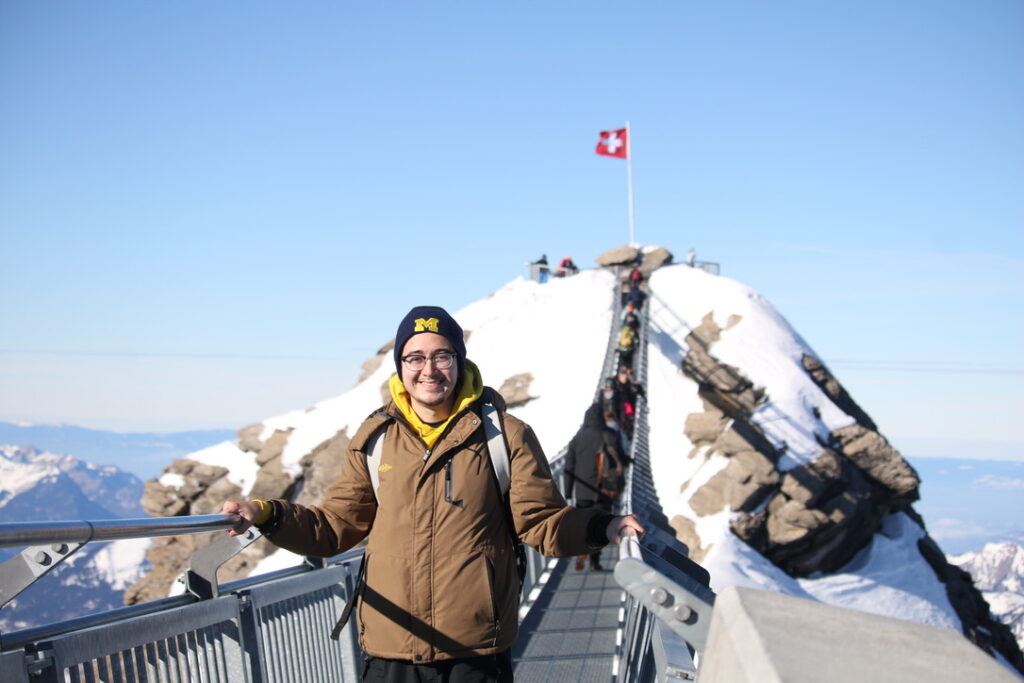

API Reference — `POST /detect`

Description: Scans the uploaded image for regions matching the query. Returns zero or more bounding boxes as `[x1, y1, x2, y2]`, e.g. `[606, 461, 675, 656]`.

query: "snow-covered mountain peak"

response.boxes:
[951, 542, 1024, 594]
[0, 445, 144, 519]
[1, 445, 62, 506]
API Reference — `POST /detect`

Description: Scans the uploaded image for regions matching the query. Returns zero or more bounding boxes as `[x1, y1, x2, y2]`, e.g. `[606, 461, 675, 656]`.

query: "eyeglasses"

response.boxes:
[400, 351, 457, 371]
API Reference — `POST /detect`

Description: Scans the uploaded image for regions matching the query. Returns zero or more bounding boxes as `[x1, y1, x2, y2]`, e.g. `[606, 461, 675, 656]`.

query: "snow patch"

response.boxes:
[159, 472, 185, 488]
[187, 441, 260, 494]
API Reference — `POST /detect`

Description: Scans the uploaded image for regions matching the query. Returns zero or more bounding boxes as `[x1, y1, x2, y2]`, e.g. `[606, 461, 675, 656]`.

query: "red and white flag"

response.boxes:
[595, 128, 628, 159]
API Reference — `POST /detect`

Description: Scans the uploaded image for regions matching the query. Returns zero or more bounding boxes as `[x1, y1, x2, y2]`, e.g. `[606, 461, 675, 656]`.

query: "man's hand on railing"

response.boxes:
[607, 513, 645, 544]
[221, 500, 261, 536]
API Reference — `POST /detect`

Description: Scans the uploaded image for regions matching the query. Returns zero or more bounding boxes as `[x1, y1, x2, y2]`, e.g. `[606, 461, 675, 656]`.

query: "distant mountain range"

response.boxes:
[0, 421, 234, 479]
[950, 543, 1024, 652]
[0, 445, 150, 630]
[0, 445, 145, 520]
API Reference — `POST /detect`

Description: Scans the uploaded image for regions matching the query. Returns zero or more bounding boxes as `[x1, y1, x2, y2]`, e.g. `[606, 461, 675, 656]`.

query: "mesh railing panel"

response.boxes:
[42, 596, 246, 683]
[1, 272, 697, 682]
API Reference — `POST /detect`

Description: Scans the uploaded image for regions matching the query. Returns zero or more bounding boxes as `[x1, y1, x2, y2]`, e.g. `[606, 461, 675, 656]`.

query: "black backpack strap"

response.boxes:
[330, 414, 390, 641]
[331, 555, 367, 640]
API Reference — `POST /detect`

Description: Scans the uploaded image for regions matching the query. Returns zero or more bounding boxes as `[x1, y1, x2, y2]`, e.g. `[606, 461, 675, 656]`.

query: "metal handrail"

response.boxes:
[1, 547, 366, 651]
[618, 533, 643, 561]
[0, 514, 243, 549]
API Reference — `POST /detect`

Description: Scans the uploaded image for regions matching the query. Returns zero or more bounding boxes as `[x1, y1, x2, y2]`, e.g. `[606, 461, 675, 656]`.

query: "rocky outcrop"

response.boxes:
[595, 244, 639, 266]
[676, 311, 920, 577]
[732, 449, 905, 576]
[127, 458, 262, 605]
[832, 424, 919, 501]
[638, 247, 673, 278]
[682, 314, 762, 418]
[127, 426, 350, 605]
[236, 423, 264, 454]
[670, 515, 709, 564]
[596, 244, 674, 276]
[802, 355, 876, 431]
[294, 429, 349, 506]
[498, 373, 535, 409]
[683, 400, 729, 454]
[688, 449, 778, 516]
[359, 341, 394, 384]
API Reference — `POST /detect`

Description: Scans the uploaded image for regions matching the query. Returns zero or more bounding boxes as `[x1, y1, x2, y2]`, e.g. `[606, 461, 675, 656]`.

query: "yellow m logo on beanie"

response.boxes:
[414, 318, 440, 332]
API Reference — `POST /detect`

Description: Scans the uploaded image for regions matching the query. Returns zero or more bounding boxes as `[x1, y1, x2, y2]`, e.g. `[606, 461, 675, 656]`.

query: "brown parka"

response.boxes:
[260, 387, 604, 663]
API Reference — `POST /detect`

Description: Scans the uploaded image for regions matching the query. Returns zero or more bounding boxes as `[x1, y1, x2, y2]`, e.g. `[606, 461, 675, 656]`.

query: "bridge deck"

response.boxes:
[512, 544, 622, 682]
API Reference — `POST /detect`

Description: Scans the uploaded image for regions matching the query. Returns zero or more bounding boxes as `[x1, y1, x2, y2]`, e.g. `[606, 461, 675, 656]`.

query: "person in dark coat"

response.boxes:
[627, 282, 646, 310]
[614, 365, 646, 438]
[564, 403, 627, 571]
[600, 377, 623, 427]
[535, 254, 549, 283]
[615, 365, 645, 405]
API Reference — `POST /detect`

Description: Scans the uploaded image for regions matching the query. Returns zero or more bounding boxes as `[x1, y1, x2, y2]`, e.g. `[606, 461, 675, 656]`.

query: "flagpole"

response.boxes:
[625, 120, 636, 245]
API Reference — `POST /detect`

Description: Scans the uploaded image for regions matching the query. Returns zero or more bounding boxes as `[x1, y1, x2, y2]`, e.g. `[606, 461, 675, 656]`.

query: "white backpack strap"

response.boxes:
[482, 402, 510, 497]
[365, 424, 388, 503]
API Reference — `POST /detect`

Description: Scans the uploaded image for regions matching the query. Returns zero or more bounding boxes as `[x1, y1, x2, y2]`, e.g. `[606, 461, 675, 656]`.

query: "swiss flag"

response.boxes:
[596, 128, 628, 159]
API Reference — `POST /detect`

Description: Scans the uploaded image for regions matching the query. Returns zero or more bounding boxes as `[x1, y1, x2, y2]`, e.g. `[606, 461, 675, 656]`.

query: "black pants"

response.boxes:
[362, 651, 513, 682]
[575, 499, 611, 568]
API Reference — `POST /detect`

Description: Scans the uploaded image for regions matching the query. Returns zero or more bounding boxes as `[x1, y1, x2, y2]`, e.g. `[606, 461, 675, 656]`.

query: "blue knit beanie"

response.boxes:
[393, 306, 467, 379]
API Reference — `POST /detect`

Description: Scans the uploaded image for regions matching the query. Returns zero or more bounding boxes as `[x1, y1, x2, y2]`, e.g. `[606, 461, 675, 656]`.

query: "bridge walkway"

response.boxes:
[513, 275, 651, 681]
[512, 545, 622, 681]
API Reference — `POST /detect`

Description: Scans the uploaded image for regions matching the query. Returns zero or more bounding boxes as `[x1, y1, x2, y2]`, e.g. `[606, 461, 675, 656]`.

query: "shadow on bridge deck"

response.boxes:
[512, 544, 622, 681]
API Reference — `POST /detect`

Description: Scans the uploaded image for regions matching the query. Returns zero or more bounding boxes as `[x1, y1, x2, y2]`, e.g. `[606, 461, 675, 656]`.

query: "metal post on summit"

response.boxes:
[595, 121, 637, 246]
[625, 119, 636, 246]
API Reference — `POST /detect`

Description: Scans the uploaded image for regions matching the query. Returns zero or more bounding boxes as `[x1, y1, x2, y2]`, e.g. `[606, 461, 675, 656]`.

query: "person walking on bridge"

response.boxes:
[564, 403, 627, 571]
[223, 305, 643, 682]
[613, 365, 645, 438]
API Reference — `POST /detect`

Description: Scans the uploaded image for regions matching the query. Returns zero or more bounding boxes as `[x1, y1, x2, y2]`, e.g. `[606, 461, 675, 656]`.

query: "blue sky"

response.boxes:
[1, 2, 1021, 460]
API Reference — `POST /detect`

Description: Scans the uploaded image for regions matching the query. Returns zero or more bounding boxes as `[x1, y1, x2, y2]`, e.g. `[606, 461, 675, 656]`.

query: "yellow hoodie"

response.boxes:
[388, 359, 484, 449]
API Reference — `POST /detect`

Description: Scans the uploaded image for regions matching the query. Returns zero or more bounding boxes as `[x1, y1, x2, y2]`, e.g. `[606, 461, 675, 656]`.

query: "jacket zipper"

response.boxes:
[485, 555, 501, 646]
[444, 460, 454, 504]
[358, 556, 369, 637]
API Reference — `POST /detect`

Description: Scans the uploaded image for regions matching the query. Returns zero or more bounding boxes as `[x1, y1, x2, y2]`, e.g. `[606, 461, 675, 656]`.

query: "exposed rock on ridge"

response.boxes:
[126, 458, 252, 605]
[498, 372, 536, 409]
[595, 244, 674, 279]
[802, 355, 876, 431]
[671, 316, 1023, 670]
[126, 426, 349, 605]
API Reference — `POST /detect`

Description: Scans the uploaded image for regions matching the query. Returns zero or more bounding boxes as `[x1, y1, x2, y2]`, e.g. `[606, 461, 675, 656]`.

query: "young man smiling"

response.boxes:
[223, 305, 643, 682]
